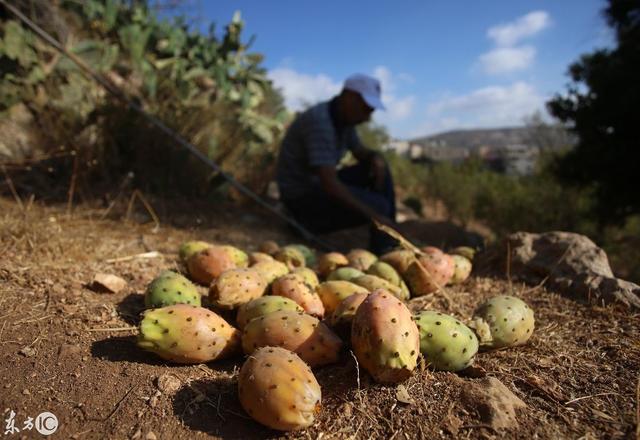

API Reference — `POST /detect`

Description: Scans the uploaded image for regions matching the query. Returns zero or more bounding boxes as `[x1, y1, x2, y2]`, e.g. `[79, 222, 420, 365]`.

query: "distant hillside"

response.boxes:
[410, 126, 572, 150]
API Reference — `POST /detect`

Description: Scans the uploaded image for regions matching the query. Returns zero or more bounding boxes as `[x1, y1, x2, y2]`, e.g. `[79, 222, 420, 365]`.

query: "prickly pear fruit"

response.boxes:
[291, 267, 320, 290]
[328, 292, 369, 338]
[145, 270, 201, 308]
[367, 261, 411, 297]
[450, 255, 472, 284]
[414, 311, 478, 371]
[288, 244, 317, 267]
[470, 295, 535, 349]
[317, 252, 349, 278]
[326, 267, 365, 282]
[186, 246, 238, 285]
[274, 246, 306, 270]
[220, 245, 249, 267]
[346, 248, 378, 271]
[352, 275, 408, 301]
[316, 280, 369, 315]
[404, 252, 455, 296]
[249, 251, 274, 265]
[380, 249, 416, 275]
[209, 268, 267, 310]
[251, 260, 290, 285]
[351, 290, 420, 383]
[449, 246, 476, 261]
[271, 274, 325, 318]
[238, 346, 321, 431]
[236, 296, 305, 330]
[242, 311, 342, 367]
[137, 304, 240, 363]
[178, 240, 211, 264]
[259, 240, 280, 255]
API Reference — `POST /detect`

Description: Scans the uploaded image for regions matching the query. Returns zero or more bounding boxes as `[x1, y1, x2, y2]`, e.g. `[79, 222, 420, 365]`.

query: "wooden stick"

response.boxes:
[104, 251, 162, 263]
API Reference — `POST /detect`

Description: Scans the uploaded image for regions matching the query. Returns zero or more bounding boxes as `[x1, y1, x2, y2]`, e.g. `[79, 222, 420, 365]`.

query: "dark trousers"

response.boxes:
[283, 161, 398, 254]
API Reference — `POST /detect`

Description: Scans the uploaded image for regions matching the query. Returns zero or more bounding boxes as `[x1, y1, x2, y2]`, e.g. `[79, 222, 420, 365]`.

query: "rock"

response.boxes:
[91, 273, 128, 294]
[145, 432, 157, 440]
[155, 374, 181, 394]
[479, 231, 640, 308]
[58, 344, 81, 358]
[18, 346, 36, 357]
[458, 377, 526, 431]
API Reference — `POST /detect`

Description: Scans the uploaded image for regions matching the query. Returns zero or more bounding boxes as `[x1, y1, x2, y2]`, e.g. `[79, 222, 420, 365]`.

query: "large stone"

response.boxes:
[479, 231, 640, 308]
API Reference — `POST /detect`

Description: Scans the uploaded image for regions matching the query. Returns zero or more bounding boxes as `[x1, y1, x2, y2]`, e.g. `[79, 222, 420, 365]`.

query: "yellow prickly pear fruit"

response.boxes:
[380, 249, 416, 275]
[209, 268, 267, 310]
[326, 267, 365, 282]
[346, 248, 378, 271]
[449, 246, 476, 261]
[291, 267, 320, 289]
[450, 254, 472, 284]
[236, 296, 304, 330]
[251, 260, 290, 285]
[178, 240, 211, 264]
[274, 246, 306, 270]
[259, 240, 280, 255]
[219, 245, 249, 267]
[470, 295, 535, 349]
[316, 280, 369, 315]
[249, 251, 274, 265]
[352, 275, 409, 301]
[317, 252, 349, 278]
[238, 346, 321, 431]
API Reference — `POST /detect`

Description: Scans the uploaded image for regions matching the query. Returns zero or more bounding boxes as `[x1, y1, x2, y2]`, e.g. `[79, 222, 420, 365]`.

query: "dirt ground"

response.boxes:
[1, 195, 639, 440]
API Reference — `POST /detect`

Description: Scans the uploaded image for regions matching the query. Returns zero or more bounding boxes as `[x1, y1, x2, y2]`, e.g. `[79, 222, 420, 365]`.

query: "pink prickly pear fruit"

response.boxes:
[450, 255, 472, 284]
[352, 275, 409, 301]
[291, 267, 320, 290]
[241, 310, 342, 367]
[404, 252, 455, 296]
[316, 280, 369, 315]
[251, 260, 290, 285]
[236, 296, 305, 330]
[274, 246, 306, 270]
[209, 268, 267, 310]
[137, 304, 240, 363]
[317, 252, 349, 278]
[328, 292, 369, 338]
[238, 346, 321, 431]
[379, 249, 417, 275]
[271, 274, 325, 318]
[186, 246, 237, 285]
[178, 240, 211, 264]
[351, 290, 420, 384]
[346, 248, 378, 271]
[259, 240, 280, 255]
[249, 251, 275, 265]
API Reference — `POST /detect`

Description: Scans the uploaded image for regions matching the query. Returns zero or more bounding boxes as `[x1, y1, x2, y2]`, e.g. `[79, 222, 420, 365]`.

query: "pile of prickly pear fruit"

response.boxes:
[133, 237, 534, 432]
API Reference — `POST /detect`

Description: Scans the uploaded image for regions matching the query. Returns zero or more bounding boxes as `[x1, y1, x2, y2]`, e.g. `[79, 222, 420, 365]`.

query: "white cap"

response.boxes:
[343, 73, 385, 110]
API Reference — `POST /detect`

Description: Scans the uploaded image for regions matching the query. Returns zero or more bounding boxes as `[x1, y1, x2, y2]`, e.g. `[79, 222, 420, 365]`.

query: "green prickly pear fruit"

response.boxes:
[137, 304, 240, 363]
[145, 270, 201, 308]
[291, 267, 320, 290]
[186, 246, 238, 285]
[449, 246, 476, 261]
[259, 240, 280, 255]
[351, 290, 420, 383]
[352, 275, 408, 301]
[178, 240, 211, 264]
[274, 246, 306, 270]
[271, 274, 325, 318]
[238, 346, 321, 431]
[288, 244, 317, 267]
[470, 295, 535, 349]
[366, 261, 408, 292]
[241, 310, 342, 367]
[450, 255, 472, 284]
[380, 249, 417, 275]
[209, 268, 267, 310]
[326, 267, 365, 282]
[414, 311, 478, 371]
[346, 248, 378, 271]
[317, 252, 349, 278]
[328, 292, 369, 338]
[249, 251, 275, 265]
[251, 260, 290, 285]
[316, 280, 369, 315]
[236, 296, 305, 330]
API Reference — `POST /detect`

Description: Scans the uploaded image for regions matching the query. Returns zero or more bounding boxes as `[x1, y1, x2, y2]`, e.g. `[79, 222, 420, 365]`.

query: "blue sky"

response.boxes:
[170, 1, 613, 139]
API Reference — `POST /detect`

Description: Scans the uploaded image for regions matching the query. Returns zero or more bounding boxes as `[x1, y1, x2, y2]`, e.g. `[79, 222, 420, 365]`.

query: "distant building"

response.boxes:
[501, 144, 539, 176]
[383, 139, 410, 156]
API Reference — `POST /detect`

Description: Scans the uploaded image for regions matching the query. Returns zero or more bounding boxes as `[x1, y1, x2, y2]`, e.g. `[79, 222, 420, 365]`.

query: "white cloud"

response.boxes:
[488, 11, 551, 47]
[267, 68, 341, 111]
[477, 46, 536, 74]
[411, 82, 547, 137]
[372, 65, 416, 123]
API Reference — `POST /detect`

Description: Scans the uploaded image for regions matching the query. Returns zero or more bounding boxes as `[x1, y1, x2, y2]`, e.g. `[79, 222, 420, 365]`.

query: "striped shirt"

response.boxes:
[276, 99, 362, 199]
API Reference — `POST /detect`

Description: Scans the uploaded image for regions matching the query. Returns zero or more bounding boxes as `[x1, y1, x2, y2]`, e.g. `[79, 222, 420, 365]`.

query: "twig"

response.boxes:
[66, 152, 79, 218]
[103, 385, 136, 421]
[349, 350, 361, 391]
[506, 239, 512, 294]
[104, 250, 162, 263]
[87, 327, 137, 332]
[564, 392, 621, 406]
[2, 165, 23, 211]
[635, 374, 639, 440]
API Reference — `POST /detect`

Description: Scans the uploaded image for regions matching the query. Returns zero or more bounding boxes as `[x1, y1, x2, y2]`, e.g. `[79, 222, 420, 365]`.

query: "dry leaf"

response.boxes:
[396, 384, 414, 405]
[92, 273, 128, 294]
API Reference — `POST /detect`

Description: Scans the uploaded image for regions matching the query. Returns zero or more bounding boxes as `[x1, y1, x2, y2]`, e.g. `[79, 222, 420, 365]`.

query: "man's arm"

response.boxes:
[351, 145, 387, 192]
[316, 165, 393, 226]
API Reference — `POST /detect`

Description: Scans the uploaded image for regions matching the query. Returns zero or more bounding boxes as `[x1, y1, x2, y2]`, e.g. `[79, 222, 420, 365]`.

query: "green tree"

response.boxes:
[547, 0, 639, 225]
